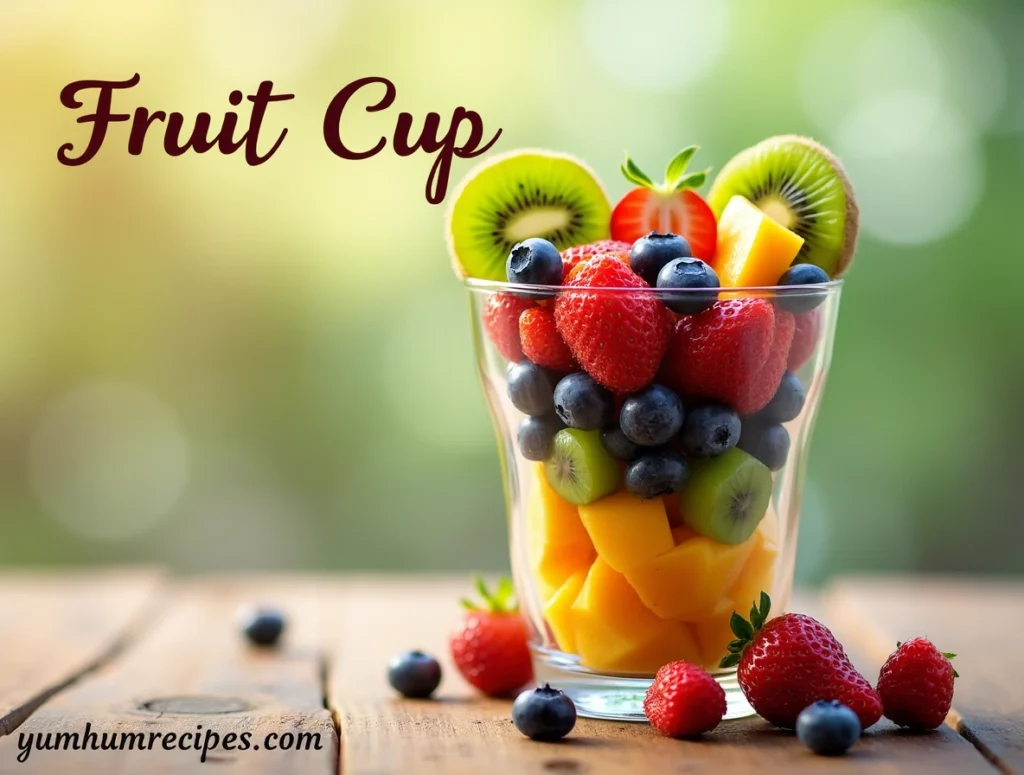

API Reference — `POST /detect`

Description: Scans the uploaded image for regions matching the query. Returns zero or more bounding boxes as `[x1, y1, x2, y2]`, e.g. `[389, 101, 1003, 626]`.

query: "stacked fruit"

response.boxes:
[448, 136, 857, 675]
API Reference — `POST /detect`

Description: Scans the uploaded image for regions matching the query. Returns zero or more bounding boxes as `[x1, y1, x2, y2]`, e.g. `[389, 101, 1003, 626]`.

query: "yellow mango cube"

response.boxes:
[727, 520, 780, 618]
[603, 621, 703, 674]
[543, 568, 588, 654]
[624, 534, 757, 621]
[571, 559, 669, 669]
[693, 607, 738, 671]
[578, 491, 673, 573]
[714, 195, 804, 288]
[527, 464, 596, 600]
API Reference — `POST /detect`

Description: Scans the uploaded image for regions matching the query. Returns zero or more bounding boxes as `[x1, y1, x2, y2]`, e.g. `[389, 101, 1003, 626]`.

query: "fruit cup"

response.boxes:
[466, 277, 841, 721]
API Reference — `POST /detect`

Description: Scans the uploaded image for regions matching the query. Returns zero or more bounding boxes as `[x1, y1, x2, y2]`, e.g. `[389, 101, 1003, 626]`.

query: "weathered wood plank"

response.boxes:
[329, 578, 995, 774]
[826, 576, 1024, 775]
[0, 569, 163, 737]
[0, 576, 338, 774]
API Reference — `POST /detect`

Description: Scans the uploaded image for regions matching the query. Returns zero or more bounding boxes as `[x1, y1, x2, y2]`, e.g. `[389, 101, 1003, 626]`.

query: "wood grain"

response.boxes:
[328, 578, 995, 774]
[0, 576, 339, 774]
[0, 568, 163, 737]
[826, 576, 1024, 775]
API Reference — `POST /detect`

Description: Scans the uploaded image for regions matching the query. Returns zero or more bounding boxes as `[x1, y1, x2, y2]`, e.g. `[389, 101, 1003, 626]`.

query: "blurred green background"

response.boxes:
[1, 0, 1022, 582]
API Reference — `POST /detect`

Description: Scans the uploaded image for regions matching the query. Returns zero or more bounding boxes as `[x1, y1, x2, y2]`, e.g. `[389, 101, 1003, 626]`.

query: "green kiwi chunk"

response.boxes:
[707, 135, 859, 278]
[544, 428, 619, 506]
[446, 149, 611, 281]
[681, 448, 772, 545]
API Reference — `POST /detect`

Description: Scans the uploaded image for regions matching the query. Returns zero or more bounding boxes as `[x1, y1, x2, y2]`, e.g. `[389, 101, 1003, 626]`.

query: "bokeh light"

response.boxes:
[29, 381, 190, 541]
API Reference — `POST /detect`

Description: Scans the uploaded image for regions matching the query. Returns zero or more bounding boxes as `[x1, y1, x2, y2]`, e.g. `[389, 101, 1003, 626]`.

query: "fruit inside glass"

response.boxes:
[467, 279, 841, 721]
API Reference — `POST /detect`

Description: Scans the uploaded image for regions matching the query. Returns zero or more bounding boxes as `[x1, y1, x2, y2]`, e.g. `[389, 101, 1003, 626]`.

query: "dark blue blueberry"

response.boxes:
[777, 263, 830, 314]
[600, 426, 642, 461]
[553, 372, 615, 430]
[506, 238, 564, 292]
[624, 449, 689, 498]
[738, 421, 790, 471]
[656, 257, 720, 314]
[679, 403, 741, 458]
[507, 361, 556, 416]
[630, 232, 691, 286]
[796, 700, 861, 756]
[518, 414, 564, 461]
[240, 607, 286, 647]
[758, 373, 806, 423]
[387, 650, 443, 699]
[512, 684, 577, 741]
[620, 385, 684, 446]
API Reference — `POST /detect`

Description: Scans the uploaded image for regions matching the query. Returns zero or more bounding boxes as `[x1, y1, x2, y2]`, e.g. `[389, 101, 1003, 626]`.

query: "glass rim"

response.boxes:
[464, 277, 843, 296]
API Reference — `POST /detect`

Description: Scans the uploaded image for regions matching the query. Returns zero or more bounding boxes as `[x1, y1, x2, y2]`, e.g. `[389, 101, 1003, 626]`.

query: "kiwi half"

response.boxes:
[707, 136, 859, 278]
[446, 149, 611, 281]
[544, 428, 619, 506]
[681, 448, 772, 545]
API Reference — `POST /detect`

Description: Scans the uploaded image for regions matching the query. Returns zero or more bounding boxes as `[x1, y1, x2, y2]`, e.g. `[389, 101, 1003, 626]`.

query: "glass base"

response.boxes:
[532, 646, 755, 722]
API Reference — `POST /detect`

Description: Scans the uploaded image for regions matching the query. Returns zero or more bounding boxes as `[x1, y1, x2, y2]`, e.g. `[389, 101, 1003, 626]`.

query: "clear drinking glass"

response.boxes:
[466, 279, 841, 721]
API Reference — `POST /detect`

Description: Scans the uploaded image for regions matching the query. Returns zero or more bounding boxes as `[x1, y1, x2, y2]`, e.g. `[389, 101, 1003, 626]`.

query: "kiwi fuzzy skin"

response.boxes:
[445, 148, 611, 281]
[710, 135, 859, 278]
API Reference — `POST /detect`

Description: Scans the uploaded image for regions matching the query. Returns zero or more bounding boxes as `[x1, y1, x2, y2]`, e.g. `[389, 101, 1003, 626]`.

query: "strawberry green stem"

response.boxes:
[620, 146, 712, 197]
[460, 575, 519, 614]
[719, 591, 772, 669]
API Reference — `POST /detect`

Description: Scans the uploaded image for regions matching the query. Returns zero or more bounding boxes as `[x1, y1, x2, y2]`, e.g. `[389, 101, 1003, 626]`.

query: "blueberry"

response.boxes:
[656, 257, 720, 314]
[387, 650, 443, 699]
[630, 232, 691, 286]
[624, 449, 689, 498]
[758, 373, 806, 424]
[240, 607, 285, 647]
[507, 361, 556, 416]
[507, 238, 564, 292]
[600, 426, 642, 461]
[553, 372, 615, 430]
[518, 414, 564, 461]
[619, 385, 684, 447]
[512, 684, 577, 741]
[738, 421, 790, 471]
[796, 700, 861, 756]
[679, 403, 741, 458]
[777, 263, 830, 314]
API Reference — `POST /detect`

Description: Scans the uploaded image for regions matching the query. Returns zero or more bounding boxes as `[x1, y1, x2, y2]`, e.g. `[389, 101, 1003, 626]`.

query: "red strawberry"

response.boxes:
[610, 147, 717, 261]
[554, 255, 671, 394]
[745, 308, 795, 413]
[644, 661, 726, 737]
[788, 309, 822, 371]
[721, 593, 882, 730]
[520, 307, 575, 372]
[660, 298, 782, 414]
[877, 638, 958, 730]
[450, 577, 533, 697]
[561, 239, 631, 273]
[482, 293, 534, 362]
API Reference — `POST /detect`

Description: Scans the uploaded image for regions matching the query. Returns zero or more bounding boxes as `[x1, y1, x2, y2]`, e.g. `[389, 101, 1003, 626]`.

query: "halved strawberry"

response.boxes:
[610, 147, 718, 262]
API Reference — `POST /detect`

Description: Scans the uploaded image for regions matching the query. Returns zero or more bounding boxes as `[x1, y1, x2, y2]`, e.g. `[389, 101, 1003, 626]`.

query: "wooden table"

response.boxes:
[0, 571, 1020, 774]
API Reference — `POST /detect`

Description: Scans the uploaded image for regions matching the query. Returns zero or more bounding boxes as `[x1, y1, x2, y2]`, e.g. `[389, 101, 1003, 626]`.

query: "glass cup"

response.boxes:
[466, 278, 841, 721]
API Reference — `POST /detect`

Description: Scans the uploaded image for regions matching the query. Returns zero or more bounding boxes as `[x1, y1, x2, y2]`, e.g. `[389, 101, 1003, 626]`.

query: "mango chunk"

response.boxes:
[727, 515, 780, 617]
[602, 621, 702, 674]
[527, 464, 596, 600]
[624, 533, 757, 621]
[543, 569, 588, 654]
[714, 195, 804, 288]
[693, 606, 738, 671]
[578, 491, 673, 573]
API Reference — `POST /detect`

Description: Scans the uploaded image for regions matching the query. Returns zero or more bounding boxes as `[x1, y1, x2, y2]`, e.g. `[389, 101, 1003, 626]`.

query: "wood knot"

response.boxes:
[138, 696, 253, 715]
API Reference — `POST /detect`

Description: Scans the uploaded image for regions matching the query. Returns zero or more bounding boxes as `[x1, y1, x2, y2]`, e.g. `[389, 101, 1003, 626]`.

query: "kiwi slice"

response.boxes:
[446, 149, 611, 281]
[680, 448, 771, 545]
[707, 135, 859, 278]
[544, 428, 619, 506]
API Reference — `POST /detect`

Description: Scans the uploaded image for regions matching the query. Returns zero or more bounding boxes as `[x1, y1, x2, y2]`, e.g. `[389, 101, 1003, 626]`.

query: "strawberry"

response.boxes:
[561, 239, 631, 274]
[722, 593, 883, 730]
[660, 298, 789, 415]
[520, 307, 576, 372]
[644, 661, 726, 737]
[450, 577, 533, 697]
[788, 309, 822, 372]
[554, 255, 671, 394]
[610, 147, 718, 261]
[482, 293, 534, 362]
[877, 638, 958, 730]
